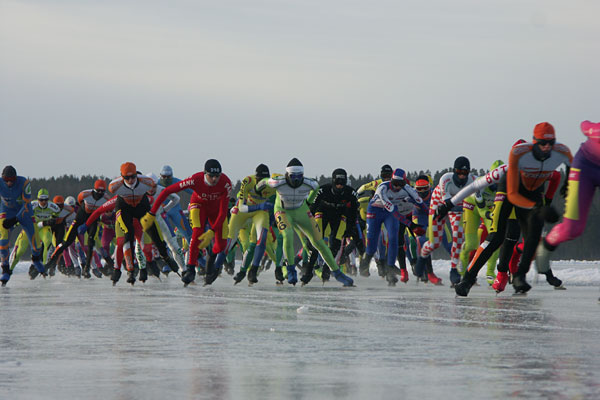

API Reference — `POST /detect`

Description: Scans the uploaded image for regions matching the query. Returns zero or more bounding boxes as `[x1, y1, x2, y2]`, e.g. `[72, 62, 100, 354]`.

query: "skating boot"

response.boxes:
[300, 266, 314, 286]
[92, 267, 103, 278]
[454, 275, 476, 297]
[182, 266, 196, 287]
[275, 267, 284, 285]
[359, 254, 372, 277]
[263, 259, 272, 271]
[74, 266, 82, 278]
[449, 268, 461, 287]
[66, 265, 75, 276]
[223, 259, 235, 276]
[427, 272, 442, 285]
[492, 271, 508, 293]
[1, 264, 12, 286]
[512, 275, 531, 294]
[146, 260, 160, 279]
[400, 268, 409, 283]
[139, 267, 148, 283]
[111, 268, 122, 286]
[127, 269, 136, 285]
[385, 264, 399, 286]
[197, 265, 206, 276]
[376, 259, 386, 278]
[287, 265, 298, 286]
[332, 269, 354, 287]
[82, 264, 91, 279]
[233, 270, 246, 285]
[204, 254, 221, 286]
[321, 265, 331, 282]
[29, 264, 39, 280]
[43, 257, 57, 276]
[545, 270, 564, 290]
[247, 265, 259, 285]
[164, 257, 180, 276]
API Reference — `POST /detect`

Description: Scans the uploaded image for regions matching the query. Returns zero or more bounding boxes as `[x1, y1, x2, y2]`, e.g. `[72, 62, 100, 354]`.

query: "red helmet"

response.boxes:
[53, 195, 64, 205]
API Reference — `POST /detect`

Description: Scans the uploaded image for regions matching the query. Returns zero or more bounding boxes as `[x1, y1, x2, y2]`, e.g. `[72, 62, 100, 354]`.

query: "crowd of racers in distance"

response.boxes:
[1, 120, 598, 297]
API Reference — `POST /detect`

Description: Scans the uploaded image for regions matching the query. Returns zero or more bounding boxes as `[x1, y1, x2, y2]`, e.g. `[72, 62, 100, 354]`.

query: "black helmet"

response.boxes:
[453, 156, 470, 187]
[332, 168, 347, 194]
[255, 164, 270, 180]
[380, 164, 393, 181]
[332, 168, 347, 186]
[204, 159, 222, 175]
[453, 156, 470, 171]
[285, 158, 304, 188]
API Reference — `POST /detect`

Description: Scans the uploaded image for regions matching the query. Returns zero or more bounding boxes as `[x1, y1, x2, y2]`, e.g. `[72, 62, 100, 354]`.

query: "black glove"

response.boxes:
[560, 182, 568, 198]
[434, 199, 453, 221]
[409, 222, 426, 236]
[539, 205, 560, 224]
[43, 218, 57, 227]
[560, 166, 570, 198]
[2, 217, 17, 229]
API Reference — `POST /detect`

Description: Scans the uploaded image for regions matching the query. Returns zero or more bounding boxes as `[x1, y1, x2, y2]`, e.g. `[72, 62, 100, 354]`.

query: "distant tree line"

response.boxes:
[22, 171, 600, 261]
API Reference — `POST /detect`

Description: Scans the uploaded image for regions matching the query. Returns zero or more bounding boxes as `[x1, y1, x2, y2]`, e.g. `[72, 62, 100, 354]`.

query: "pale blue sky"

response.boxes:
[1, 0, 598, 182]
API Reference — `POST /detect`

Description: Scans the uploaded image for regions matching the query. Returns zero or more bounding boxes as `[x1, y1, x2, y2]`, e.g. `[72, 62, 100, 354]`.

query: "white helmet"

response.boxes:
[160, 165, 173, 177]
[65, 196, 76, 207]
[147, 173, 159, 184]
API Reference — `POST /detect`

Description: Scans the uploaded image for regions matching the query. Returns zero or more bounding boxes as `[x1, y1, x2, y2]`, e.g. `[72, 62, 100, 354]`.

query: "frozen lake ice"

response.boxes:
[1, 260, 599, 399]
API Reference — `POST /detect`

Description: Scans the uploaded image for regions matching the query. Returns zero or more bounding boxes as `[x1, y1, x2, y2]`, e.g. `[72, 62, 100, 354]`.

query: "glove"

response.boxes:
[140, 212, 156, 231]
[560, 182, 568, 198]
[198, 229, 215, 249]
[77, 224, 88, 235]
[409, 222, 426, 236]
[2, 217, 18, 229]
[43, 218, 56, 227]
[37, 221, 45, 229]
[539, 205, 560, 224]
[258, 202, 273, 211]
[435, 199, 453, 221]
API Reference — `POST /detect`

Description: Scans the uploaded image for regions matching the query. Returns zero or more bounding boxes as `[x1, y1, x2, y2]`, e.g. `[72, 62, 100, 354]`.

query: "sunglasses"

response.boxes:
[2, 177, 16, 183]
[206, 173, 221, 178]
[536, 139, 555, 146]
[392, 180, 406, 188]
[416, 187, 429, 192]
[38, 198, 49, 201]
[455, 169, 469, 175]
[123, 175, 137, 180]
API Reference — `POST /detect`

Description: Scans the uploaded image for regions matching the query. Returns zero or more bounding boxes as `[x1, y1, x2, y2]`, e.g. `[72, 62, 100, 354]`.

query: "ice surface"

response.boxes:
[1, 261, 599, 399]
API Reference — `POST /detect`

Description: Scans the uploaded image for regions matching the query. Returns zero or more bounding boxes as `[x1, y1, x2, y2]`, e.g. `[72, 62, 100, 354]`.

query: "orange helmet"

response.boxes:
[533, 122, 555, 142]
[53, 195, 64, 205]
[94, 179, 107, 191]
[120, 162, 137, 177]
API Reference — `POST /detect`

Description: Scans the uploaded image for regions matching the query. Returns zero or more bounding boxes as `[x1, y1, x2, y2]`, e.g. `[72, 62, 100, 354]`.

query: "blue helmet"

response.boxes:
[390, 168, 407, 190]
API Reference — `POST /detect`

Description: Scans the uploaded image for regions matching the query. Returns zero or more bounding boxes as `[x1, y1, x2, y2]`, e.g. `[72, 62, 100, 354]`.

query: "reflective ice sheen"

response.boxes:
[1, 261, 599, 399]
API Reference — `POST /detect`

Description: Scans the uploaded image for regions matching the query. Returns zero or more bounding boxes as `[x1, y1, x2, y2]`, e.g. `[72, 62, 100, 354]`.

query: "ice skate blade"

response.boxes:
[554, 285, 566, 290]
[512, 291, 528, 296]
[275, 281, 284, 286]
